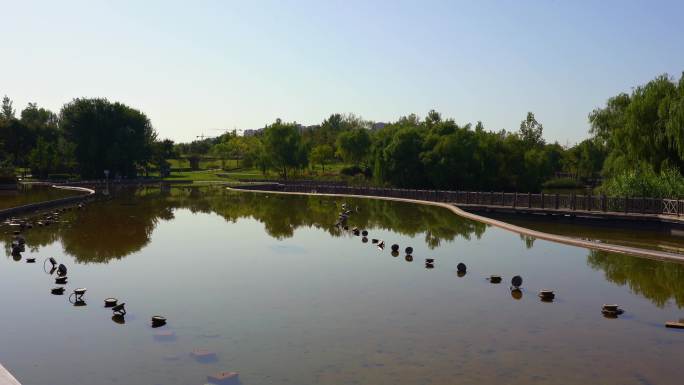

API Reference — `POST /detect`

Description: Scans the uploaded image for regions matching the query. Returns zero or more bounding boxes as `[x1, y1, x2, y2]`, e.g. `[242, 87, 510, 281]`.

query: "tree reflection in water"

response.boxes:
[5, 185, 684, 309]
[587, 249, 684, 308]
[2, 185, 486, 263]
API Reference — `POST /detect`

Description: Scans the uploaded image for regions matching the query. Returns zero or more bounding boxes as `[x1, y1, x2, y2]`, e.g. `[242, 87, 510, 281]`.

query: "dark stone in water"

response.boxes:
[51, 287, 65, 295]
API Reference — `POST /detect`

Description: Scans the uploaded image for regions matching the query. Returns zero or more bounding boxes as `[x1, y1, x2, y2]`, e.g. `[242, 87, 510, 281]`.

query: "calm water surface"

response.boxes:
[1, 186, 684, 385]
[481, 212, 684, 254]
[0, 184, 83, 210]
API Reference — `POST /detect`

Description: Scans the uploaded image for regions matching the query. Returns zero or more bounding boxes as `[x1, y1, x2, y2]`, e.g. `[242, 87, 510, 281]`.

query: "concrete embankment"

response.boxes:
[229, 186, 684, 264]
[0, 185, 95, 220]
[0, 363, 21, 385]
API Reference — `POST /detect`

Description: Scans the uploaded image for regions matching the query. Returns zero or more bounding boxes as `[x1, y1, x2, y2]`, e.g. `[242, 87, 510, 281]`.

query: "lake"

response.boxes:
[1, 185, 684, 385]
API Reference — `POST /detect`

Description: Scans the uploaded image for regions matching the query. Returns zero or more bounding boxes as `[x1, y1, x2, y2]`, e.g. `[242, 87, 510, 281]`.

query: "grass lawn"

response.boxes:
[162, 161, 357, 184]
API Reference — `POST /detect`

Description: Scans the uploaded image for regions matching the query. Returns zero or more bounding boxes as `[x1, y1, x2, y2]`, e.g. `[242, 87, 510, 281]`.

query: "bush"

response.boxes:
[340, 165, 372, 178]
[601, 167, 684, 198]
[542, 177, 584, 189]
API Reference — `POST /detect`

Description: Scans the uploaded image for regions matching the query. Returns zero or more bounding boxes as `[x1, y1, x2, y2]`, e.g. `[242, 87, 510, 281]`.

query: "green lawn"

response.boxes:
[162, 161, 356, 183]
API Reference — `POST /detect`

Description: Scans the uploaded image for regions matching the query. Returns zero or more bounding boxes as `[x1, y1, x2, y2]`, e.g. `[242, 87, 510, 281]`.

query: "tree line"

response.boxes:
[192, 111, 598, 192]
[1, 71, 683, 196]
[0, 97, 171, 179]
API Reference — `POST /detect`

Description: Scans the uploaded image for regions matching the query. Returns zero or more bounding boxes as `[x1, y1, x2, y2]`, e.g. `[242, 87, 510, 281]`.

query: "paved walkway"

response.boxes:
[0, 363, 21, 385]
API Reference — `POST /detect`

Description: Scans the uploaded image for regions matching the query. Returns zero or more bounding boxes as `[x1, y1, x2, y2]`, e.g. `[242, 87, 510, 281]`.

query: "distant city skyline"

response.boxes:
[1, 0, 682, 144]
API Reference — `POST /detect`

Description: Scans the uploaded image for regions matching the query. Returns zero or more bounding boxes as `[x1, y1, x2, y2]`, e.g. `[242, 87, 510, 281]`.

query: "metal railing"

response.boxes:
[236, 183, 684, 217]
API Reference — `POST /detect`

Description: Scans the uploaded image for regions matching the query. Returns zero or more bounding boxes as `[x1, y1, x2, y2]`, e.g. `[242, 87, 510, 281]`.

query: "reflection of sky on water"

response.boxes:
[1, 186, 684, 385]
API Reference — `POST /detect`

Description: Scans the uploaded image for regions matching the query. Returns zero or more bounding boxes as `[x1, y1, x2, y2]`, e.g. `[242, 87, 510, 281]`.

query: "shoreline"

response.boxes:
[228, 186, 684, 264]
[0, 185, 95, 220]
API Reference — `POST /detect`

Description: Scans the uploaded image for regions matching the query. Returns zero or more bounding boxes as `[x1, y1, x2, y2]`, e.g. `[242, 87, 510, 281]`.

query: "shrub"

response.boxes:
[340, 165, 372, 178]
[600, 167, 684, 198]
[542, 177, 584, 189]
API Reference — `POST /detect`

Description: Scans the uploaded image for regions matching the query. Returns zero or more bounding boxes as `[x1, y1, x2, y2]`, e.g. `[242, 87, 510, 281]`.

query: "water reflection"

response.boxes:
[587, 249, 684, 307]
[5, 185, 684, 312]
[2, 186, 486, 263]
[0, 184, 82, 210]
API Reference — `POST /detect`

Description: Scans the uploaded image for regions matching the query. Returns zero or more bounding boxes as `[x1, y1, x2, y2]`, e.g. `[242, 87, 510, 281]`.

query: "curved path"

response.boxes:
[229, 187, 684, 264]
[0, 185, 95, 220]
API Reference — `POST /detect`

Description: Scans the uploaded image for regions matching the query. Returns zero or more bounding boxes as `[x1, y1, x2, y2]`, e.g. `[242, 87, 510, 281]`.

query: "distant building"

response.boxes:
[243, 128, 263, 137]
[372, 122, 388, 130]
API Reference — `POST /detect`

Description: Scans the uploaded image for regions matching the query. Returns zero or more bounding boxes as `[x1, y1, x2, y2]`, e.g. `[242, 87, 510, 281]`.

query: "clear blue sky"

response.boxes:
[1, 0, 682, 144]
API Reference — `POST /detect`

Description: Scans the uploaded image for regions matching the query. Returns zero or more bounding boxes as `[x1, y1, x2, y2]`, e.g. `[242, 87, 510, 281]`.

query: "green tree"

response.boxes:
[1, 95, 15, 120]
[211, 141, 233, 170]
[519, 112, 544, 147]
[60, 98, 157, 178]
[309, 144, 334, 172]
[151, 139, 175, 177]
[263, 119, 304, 179]
[28, 137, 58, 177]
[590, 73, 684, 177]
[336, 128, 371, 166]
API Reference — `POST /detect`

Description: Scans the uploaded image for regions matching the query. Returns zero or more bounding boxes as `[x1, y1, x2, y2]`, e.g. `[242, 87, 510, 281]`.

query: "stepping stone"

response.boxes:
[192, 349, 217, 362]
[207, 371, 240, 385]
[665, 321, 684, 329]
[154, 330, 176, 342]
